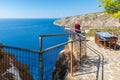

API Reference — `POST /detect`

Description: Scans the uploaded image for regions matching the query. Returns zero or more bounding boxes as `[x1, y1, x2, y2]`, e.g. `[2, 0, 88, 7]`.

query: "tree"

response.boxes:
[98, 0, 120, 18]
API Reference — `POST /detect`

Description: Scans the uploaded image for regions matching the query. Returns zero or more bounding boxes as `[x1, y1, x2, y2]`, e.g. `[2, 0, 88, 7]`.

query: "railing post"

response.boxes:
[39, 36, 44, 80]
[79, 37, 82, 64]
[0, 43, 3, 58]
[84, 36, 87, 57]
[82, 31, 87, 58]
[70, 41, 73, 77]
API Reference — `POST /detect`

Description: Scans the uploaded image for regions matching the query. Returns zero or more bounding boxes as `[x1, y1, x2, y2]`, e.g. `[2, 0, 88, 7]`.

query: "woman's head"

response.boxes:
[75, 21, 79, 24]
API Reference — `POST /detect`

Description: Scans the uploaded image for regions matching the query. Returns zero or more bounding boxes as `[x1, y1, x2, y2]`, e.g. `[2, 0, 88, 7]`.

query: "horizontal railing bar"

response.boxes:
[70, 30, 86, 38]
[39, 33, 69, 37]
[0, 33, 85, 54]
[1, 45, 40, 53]
[41, 41, 68, 53]
[41, 38, 80, 53]
[78, 34, 86, 38]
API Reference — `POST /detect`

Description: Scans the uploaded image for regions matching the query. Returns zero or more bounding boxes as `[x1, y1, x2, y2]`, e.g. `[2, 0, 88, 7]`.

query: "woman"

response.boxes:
[74, 21, 81, 33]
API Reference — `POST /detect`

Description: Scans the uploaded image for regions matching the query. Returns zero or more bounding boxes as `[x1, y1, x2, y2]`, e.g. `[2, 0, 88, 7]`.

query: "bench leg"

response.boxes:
[104, 41, 106, 49]
[114, 43, 117, 50]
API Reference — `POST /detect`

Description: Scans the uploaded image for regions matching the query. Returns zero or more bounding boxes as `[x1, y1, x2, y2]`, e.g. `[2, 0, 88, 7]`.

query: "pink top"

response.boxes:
[74, 24, 80, 32]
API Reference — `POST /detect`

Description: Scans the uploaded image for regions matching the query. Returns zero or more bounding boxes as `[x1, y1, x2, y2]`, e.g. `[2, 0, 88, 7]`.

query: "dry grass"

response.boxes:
[86, 27, 120, 43]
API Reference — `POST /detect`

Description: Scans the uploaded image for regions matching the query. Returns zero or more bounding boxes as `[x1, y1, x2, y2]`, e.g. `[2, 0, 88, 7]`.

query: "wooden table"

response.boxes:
[95, 32, 117, 49]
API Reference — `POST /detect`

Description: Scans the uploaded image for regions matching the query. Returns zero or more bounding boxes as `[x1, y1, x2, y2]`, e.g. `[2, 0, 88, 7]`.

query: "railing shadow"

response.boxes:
[74, 55, 107, 76]
[73, 46, 107, 80]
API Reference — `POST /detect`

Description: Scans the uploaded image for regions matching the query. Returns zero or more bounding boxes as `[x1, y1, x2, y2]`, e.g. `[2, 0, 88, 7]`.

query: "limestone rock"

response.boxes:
[54, 12, 120, 29]
[52, 42, 85, 80]
[0, 52, 33, 80]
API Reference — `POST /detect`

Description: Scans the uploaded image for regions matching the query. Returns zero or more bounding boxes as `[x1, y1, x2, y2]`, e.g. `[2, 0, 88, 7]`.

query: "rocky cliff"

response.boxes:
[52, 41, 86, 80]
[54, 12, 120, 29]
[0, 52, 33, 80]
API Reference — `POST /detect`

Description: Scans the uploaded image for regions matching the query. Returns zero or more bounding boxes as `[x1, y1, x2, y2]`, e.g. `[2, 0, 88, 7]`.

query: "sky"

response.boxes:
[0, 0, 103, 18]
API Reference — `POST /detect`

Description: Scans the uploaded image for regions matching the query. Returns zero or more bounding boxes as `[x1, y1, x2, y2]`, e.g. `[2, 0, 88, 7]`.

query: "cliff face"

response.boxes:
[54, 12, 120, 29]
[0, 52, 33, 80]
[52, 41, 85, 80]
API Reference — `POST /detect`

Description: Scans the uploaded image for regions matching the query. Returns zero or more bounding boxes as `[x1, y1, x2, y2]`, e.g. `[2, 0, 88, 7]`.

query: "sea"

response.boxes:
[0, 18, 68, 80]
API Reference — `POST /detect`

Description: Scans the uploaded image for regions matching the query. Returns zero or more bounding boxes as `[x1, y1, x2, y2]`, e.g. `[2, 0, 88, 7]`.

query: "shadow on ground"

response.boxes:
[116, 44, 120, 50]
[74, 55, 107, 77]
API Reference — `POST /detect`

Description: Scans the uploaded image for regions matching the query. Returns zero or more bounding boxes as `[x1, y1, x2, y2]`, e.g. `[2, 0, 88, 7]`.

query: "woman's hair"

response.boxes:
[75, 21, 79, 24]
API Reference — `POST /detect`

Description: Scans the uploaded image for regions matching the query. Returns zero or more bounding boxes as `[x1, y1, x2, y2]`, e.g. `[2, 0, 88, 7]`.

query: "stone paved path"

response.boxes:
[73, 37, 120, 80]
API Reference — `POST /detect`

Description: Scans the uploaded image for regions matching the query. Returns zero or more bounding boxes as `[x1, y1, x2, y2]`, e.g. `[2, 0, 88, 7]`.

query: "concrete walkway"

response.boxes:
[73, 37, 120, 80]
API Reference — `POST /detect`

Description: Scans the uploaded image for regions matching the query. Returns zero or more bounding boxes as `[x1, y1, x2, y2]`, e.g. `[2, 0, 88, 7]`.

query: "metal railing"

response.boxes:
[87, 44, 104, 80]
[39, 32, 87, 80]
[0, 43, 40, 80]
[0, 32, 87, 80]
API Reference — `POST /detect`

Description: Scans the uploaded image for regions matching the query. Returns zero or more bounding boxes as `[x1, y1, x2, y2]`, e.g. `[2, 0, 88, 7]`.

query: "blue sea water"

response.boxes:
[0, 19, 68, 80]
[0, 18, 68, 49]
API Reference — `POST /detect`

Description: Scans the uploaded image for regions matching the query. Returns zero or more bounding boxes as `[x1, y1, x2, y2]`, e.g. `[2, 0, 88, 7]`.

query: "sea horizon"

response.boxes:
[0, 18, 61, 20]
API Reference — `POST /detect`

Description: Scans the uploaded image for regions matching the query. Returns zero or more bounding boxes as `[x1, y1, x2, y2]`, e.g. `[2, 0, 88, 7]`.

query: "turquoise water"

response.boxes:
[0, 19, 68, 80]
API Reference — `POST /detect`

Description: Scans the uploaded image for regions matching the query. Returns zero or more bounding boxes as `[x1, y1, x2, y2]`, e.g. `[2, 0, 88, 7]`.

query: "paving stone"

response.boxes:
[73, 37, 120, 80]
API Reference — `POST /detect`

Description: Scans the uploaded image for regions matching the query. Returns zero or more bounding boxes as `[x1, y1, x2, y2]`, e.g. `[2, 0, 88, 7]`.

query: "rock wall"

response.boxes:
[52, 41, 85, 80]
[0, 52, 33, 80]
[54, 12, 120, 29]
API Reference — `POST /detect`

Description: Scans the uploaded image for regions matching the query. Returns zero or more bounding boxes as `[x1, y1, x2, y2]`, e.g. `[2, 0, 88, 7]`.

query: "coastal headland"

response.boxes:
[52, 12, 120, 80]
[54, 12, 120, 30]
